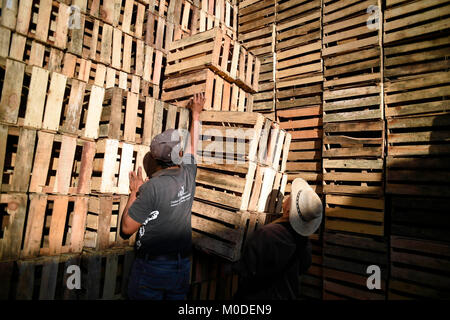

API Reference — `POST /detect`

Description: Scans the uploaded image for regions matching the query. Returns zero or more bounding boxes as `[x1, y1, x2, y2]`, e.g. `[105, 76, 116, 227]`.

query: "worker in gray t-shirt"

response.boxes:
[121, 93, 205, 300]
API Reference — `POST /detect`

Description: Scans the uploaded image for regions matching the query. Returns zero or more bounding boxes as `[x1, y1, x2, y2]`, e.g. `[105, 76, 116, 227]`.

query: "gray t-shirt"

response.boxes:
[128, 154, 197, 256]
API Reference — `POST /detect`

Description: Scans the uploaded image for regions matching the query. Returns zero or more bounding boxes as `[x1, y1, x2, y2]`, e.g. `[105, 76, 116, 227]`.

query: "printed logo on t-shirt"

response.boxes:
[136, 210, 159, 250]
[171, 185, 191, 207]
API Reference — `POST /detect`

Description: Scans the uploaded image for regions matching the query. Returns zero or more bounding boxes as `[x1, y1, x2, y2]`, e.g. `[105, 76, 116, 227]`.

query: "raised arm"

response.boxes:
[187, 93, 205, 159]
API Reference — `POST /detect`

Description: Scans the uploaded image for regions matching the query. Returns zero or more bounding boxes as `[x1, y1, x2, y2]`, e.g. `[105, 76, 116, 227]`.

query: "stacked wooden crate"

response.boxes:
[191, 111, 290, 261]
[383, 0, 450, 300]
[238, 0, 276, 116]
[0, 0, 196, 299]
[161, 27, 260, 111]
[321, 0, 388, 300]
[273, 0, 324, 300]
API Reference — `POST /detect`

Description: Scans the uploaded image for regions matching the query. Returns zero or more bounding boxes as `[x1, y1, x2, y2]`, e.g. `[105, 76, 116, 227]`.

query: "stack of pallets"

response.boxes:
[383, 0, 450, 299]
[191, 110, 291, 261]
[321, 0, 387, 300]
[238, 0, 276, 116]
[161, 27, 260, 111]
[0, 0, 199, 299]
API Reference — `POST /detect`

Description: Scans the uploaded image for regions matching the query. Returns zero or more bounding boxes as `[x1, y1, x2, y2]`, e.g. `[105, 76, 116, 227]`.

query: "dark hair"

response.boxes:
[157, 159, 175, 169]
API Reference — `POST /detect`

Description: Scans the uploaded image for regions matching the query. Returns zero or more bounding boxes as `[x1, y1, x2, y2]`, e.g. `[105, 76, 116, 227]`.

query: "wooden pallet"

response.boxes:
[29, 132, 95, 195]
[162, 69, 252, 111]
[11, 253, 81, 300]
[323, 120, 384, 158]
[323, 232, 388, 300]
[323, 159, 384, 197]
[384, 72, 450, 118]
[0, 30, 65, 71]
[325, 194, 384, 237]
[389, 195, 450, 243]
[323, 85, 383, 123]
[0, 193, 27, 261]
[0, 126, 36, 193]
[145, 9, 191, 54]
[198, 0, 238, 40]
[80, 247, 135, 300]
[91, 139, 150, 194]
[13, 0, 70, 50]
[21, 194, 88, 258]
[191, 200, 248, 261]
[84, 195, 135, 250]
[322, 0, 382, 88]
[388, 235, 450, 300]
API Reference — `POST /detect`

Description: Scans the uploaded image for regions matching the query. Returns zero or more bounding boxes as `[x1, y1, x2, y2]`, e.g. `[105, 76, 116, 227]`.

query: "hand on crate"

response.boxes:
[187, 93, 205, 116]
[129, 167, 145, 194]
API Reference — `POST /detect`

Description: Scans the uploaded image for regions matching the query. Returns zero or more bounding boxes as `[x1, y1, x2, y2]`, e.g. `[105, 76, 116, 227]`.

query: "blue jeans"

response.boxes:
[127, 256, 191, 300]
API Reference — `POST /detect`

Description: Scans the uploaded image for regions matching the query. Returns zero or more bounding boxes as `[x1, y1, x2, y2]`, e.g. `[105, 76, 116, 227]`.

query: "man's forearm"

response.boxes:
[190, 112, 201, 158]
[120, 191, 138, 237]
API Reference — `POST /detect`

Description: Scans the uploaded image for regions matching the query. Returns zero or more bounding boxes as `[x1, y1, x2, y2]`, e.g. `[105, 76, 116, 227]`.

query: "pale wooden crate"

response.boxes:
[91, 139, 150, 195]
[84, 195, 135, 250]
[29, 132, 95, 195]
[21, 194, 88, 258]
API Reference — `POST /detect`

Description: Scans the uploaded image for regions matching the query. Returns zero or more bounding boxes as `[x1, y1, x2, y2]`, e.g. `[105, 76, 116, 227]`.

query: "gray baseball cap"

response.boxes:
[150, 129, 182, 164]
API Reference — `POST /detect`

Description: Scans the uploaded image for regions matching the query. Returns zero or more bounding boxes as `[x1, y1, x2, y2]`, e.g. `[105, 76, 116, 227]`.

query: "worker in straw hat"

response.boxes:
[234, 178, 323, 300]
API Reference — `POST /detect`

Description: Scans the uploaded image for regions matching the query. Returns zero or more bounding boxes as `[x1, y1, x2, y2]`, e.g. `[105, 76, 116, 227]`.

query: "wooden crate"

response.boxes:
[323, 85, 383, 123]
[323, 159, 384, 197]
[389, 195, 450, 243]
[0, 58, 27, 126]
[325, 194, 384, 237]
[91, 139, 150, 194]
[323, 232, 388, 300]
[323, 120, 384, 158]
[162, 68, 252, 111]
[0, 30, 65, 71]
[388, 236, 450, 300]
[300, 237, 323, 300]
[29, 132, 95, 195]
[12, 253, 81, 300]
[277, 106, 323, 194]
[252, 55, 274, 112]
[0, 193, 27, 261]
[150, 99, 190, 140]
[191, 200, 248, 261]
[384, 72, 450, 119]
[148, 0, 200, 29]
[21, 194, 88, 258]
[276, 0, 321, 24]
[14, 0, 70, 50]
[322, 0, 382, 88]
[80, 247, 135, 300]
[199, 111, 273, 164]
[383, 0, 450, 47]
[0, 126, 36, 193]
[0, 0, 19, 31]
[84, 195, 135, 250]
[238, 0, 275, 35]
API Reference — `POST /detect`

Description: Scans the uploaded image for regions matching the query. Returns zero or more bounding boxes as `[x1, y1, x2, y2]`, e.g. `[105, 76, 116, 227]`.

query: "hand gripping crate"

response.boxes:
[0, 126, 36, 193]
[91, 139, 150, 195]
[0, 193, 27, 261]
[21, 194, 88, 258]
[84, 195, 135, 250]
[29, 132, 96, 195]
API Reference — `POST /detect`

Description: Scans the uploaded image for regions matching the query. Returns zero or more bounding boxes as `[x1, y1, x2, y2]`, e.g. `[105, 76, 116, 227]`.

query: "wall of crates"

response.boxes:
[1, 0, 449, 300]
